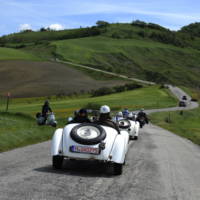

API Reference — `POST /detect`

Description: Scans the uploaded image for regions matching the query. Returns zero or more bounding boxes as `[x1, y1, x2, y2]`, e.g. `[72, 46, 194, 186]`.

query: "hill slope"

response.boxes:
[52, 36, 200, 87]
[1, 22, 200, 89]
[0, 61, 127, 97]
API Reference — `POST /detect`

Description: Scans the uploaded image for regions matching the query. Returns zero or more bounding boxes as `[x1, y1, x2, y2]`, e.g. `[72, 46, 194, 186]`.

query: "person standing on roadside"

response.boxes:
[42, 100, 52, 122]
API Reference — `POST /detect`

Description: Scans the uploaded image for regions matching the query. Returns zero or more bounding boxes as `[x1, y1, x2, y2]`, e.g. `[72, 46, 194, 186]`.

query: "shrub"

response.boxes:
[96, 21, 110, 28]
[125, 83, 143, 90]
[91, 87, 114, 97]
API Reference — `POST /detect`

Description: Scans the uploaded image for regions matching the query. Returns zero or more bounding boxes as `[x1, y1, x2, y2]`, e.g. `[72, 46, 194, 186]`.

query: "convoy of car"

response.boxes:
[50, 94, 189, 175]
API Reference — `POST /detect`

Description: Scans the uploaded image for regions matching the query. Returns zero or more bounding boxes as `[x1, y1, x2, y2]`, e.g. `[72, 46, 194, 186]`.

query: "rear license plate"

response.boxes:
[70, 145, 100, 155]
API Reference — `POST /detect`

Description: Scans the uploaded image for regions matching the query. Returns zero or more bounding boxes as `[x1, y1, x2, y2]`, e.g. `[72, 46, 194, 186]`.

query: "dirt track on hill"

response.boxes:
[0, 60, 127, 97]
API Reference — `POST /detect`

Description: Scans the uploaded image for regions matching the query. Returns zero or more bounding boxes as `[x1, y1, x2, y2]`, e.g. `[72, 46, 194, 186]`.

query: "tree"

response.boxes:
[96, 20, 110, 28]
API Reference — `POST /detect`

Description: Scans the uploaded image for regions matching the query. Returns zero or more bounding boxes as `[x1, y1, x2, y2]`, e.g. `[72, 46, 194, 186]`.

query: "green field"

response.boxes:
[150, 107, 200, 145]
[0, 47, 40, 61]
[0, 112, 55, 152]
[8, 86, 177, 118]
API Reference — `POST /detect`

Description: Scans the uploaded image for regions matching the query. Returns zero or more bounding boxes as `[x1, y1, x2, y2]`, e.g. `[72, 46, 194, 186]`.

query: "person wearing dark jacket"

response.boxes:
[42, 100, 52, 122]
[69, 108, 91, 123]
[96, 105, 120, 133]
[136, 108, 149, 127]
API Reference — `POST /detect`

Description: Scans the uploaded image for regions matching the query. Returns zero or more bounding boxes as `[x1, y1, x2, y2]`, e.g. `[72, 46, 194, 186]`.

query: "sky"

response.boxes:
[0, 0, 200, 36]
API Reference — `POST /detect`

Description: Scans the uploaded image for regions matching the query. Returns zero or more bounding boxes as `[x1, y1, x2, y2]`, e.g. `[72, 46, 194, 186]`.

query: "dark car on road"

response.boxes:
[179, 101, 186, 107]
[182, 95, 187, 100]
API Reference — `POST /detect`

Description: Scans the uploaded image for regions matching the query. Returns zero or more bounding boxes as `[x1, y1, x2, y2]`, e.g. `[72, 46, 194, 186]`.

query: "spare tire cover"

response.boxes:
[70, 123, 106, 145]
[117, 119, 131, 129]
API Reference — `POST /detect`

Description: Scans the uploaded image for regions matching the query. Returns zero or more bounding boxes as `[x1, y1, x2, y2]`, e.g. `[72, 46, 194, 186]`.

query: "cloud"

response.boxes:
[48, 24, 65, 31]
[19, 24, 32, 31]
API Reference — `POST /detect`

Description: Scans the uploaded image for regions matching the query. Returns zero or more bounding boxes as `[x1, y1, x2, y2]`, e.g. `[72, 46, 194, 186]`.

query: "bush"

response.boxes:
[150, 32, 185, 47]
[113, 85, 126, 92]
[96, 21, 110, 28]
[125, 83, 143, 90]
[91, 87, 114, 97]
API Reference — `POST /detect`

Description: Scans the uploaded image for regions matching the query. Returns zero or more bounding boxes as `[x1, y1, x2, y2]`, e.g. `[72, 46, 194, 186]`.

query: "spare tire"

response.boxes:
[70, 123, 106, 145]
[117, 119, 131, 129]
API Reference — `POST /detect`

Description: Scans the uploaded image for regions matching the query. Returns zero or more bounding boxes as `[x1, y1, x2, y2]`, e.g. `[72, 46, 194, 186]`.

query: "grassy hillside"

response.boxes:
[53, 36, 200, 87]
[0, 22, 200, 89]
[0, 47, 40, 61]
[0, 60, 128, 98]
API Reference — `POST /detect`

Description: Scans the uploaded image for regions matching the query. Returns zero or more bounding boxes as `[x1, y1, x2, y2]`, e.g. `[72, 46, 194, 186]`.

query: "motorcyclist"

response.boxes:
[113, 111, 123, 122]
[122, 108, 129, 118]
[69, 108, 91, 123]
[96, 105, 120, 133]
[42, 100, 52, 122]
[136, 108, 149, 127]
[127, 112, 134, 120]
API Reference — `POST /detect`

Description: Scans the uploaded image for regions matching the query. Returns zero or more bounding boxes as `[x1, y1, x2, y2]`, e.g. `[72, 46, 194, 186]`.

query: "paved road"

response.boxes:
[0, 124, 200, 200]
[0, 62, 199, 199]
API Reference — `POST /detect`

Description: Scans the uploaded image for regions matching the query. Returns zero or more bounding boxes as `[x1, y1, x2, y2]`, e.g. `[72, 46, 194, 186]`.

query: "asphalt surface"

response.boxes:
[1, 124, 200, 200]
[0, 71, 199, 199]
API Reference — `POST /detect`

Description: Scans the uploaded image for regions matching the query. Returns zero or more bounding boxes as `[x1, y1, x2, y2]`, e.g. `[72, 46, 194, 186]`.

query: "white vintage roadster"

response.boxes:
[51, 122, 129, 175]
[117, 118, 140, 140]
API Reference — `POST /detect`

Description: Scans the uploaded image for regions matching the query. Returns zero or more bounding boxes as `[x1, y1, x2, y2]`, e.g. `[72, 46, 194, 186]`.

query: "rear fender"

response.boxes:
[51, 128, 63, 156]
[110, 132, 128, 164]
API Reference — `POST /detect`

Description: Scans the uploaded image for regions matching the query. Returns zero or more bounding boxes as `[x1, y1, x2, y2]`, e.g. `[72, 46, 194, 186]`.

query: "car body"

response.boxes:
[117, 118, 140, 140]
[179, 100, 187, 107]
[51, 123, 129, 175]
[182, 95, 187, 100]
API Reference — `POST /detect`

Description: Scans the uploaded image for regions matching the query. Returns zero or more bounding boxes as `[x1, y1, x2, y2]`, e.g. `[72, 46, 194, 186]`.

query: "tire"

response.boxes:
[117, 119, 131, 129]
[129, 135, 134, 140]
[51, 122, 57, 127]
[133, 136, 138, 140]
[109, 163, 123, 175]
[52, 156, 64, 169]
[70, 123, 106, 145]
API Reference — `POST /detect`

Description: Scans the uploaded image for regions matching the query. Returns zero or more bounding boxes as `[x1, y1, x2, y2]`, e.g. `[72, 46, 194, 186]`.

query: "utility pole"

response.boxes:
[6, 92, 10, 112]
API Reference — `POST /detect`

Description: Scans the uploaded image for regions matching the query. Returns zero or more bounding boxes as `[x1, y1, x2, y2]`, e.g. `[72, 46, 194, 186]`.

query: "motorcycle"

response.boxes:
[36, 112, 57, 127]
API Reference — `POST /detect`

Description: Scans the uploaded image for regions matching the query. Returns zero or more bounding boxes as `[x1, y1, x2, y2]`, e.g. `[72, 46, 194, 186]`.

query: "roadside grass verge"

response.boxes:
[0, 86, 177, 152]
[0, 112, 56, 152]
[150, 107, 200, 145]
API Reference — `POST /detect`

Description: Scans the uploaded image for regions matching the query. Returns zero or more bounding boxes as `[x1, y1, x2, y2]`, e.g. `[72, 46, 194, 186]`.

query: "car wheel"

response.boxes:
[113, 163, 123, 175]
[133, 136, 138, 140]
[129, 135, 134, 140]
[51, 122, 57, 127]
[70, 123, 106, 145]
[52, 155, 64, 169]
[117, 119, 131, 129]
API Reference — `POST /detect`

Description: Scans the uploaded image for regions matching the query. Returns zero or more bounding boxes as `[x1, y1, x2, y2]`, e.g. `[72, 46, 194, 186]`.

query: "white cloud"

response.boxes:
[19, 23, 32, 31]
[48, 24, 65, 31]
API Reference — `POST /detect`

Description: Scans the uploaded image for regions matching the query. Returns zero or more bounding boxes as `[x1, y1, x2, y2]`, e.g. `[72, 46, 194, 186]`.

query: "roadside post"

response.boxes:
[6, 92, 10, 112]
